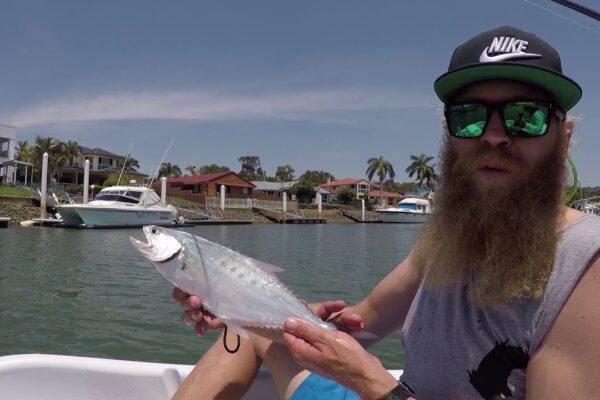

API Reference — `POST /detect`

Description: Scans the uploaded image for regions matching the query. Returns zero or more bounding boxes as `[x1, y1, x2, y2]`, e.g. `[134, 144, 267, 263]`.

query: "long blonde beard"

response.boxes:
[413, 136, 566, 307]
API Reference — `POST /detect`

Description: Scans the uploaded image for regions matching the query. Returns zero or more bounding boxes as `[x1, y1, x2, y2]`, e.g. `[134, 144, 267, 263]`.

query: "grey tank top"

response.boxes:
[400, 214, 600, 400]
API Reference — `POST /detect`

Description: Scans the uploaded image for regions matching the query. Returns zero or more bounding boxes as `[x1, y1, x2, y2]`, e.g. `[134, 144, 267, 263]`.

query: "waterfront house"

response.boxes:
[314, 187, 332, 203]
[60, 146, 147, 187]
[161, 171, 255, 204]
[368, 189, 404, 207]
[0, 125, 17, 184]
[252, 180, 298, 200]
[319, 178, 371, 200]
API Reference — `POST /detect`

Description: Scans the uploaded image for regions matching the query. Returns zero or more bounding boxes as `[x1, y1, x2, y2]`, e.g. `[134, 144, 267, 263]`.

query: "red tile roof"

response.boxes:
[320, 178, 369, 187]
[368, 189, 404, 198]
[167, 172, 255, 188]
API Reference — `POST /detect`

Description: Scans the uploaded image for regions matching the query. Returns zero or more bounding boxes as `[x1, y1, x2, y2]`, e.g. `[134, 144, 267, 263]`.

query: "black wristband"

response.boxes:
[376, 382, 414, 400]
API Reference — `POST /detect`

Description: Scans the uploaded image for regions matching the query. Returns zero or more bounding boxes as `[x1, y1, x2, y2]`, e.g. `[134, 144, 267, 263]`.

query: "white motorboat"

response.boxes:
[0, 354, 402, 400]
[378, 197, 432, 223]
[55, 186, 178, 228]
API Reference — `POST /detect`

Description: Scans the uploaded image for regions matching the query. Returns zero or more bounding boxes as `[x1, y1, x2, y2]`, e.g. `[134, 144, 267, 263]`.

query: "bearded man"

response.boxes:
[171, 26, 600, 400]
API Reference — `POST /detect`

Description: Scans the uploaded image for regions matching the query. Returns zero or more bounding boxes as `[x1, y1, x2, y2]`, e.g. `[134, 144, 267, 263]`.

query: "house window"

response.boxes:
[0, 140, 8, 157]
[242, 188, 248, 195]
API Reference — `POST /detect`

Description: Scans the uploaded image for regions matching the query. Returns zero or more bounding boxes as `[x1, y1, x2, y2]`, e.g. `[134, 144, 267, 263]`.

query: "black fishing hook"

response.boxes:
[222, 326, 241, 354]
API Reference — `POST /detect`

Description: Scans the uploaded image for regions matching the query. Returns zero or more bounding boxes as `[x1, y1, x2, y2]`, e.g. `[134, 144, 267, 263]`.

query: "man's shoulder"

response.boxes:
[528, 251, 600, 396]
[561, 207, 587, 230]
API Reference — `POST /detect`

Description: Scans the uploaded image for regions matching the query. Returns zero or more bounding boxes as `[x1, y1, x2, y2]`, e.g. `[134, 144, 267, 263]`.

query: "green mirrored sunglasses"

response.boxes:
[444, 100, 565, 138]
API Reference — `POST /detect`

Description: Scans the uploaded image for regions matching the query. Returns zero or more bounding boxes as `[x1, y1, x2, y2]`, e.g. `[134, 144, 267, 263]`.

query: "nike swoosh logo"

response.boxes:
[479, 48, 542, 63]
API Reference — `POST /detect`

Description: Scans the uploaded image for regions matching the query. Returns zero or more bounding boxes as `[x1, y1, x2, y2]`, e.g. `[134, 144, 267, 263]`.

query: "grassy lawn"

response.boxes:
[0, 185, 31, 198]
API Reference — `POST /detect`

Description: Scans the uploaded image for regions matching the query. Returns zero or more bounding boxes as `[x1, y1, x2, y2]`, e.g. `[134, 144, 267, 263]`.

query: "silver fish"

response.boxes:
[130, 225, 335, 340]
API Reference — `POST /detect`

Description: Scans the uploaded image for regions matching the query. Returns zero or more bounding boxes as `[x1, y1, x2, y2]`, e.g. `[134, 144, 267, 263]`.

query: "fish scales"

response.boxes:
[130, 226, 335, 339]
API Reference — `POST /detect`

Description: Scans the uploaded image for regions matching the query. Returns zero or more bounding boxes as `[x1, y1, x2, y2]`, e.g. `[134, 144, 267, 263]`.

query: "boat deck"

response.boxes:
[0, 354, 403, 400]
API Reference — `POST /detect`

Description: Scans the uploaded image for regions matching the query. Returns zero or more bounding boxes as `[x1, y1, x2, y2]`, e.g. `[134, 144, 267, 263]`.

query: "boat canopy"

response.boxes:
[94, 187, 163, 206]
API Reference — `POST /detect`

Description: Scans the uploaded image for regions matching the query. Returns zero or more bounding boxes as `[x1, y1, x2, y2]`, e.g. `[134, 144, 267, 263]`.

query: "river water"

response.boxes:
[0, 223, 421, 369]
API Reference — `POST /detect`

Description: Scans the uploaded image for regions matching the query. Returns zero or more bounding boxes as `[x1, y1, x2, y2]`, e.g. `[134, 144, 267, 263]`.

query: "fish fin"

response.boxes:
[349, 330, 380, 341]
[249, 258, 285, 274]
[221, 319, 250, 340]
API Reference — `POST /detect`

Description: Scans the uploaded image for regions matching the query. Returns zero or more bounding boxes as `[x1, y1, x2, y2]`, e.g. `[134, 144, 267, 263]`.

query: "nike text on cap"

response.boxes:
[434, 26, 582, 111]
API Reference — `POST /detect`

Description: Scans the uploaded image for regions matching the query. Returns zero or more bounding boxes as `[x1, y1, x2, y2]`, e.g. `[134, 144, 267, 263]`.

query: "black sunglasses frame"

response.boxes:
[444, 99, 565, 139]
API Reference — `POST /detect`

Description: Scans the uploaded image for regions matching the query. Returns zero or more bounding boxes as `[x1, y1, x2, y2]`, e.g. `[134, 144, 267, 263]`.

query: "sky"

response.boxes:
[1, 0, 599, 184]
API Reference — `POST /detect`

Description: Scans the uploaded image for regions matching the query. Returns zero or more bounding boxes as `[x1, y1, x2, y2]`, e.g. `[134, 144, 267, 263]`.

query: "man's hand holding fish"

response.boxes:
[283, 317, 411, 400]
[173, 287, 364, 337]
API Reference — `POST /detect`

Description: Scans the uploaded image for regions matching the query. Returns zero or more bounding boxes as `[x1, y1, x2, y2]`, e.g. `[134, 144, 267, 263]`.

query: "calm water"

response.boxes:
[0, 224, 421, 368]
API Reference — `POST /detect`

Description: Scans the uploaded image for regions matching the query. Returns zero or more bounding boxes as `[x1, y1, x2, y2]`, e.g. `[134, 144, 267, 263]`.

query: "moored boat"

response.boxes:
[377, 197, 432, 223]
[55, 186, 178, 228]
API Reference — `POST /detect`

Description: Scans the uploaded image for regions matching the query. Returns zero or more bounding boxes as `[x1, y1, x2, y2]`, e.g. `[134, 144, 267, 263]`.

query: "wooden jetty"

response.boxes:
[185, 219, 253, 225]
[337, 209, 381, 223]
[253, 208, 326, 224]
[31, 218, 63, 227]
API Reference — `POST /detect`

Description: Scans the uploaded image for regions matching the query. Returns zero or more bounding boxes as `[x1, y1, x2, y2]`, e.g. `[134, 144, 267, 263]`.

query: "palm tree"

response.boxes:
[31, 136, 61, 182]
[366, 156, 396, 207]
[158, 162, 182, 178]
[405, 153, 437, 189]
[55, 140, 80, 182]
[185, 165, 198, 176]
[121, 157, 140, 171]
[15, 141, 32, 162]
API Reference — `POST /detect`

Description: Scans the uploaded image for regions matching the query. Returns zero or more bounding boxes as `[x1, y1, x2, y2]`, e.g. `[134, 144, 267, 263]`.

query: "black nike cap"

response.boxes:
[434, 26, 582, 111]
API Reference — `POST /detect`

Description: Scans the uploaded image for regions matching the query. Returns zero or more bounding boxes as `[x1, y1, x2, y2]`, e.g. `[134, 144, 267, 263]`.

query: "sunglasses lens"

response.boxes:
[503, 101, 550, 136]
[446, 104, 487, 137]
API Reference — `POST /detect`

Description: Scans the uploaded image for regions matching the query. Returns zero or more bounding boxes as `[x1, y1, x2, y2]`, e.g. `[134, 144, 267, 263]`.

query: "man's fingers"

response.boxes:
[282, 331, 321, 365]
[194, 319, 210, 335]
[183, 296, 203, 311]
[284, 318, 328, 346]
[172, 287, 188, 303]
[312, 300, 346, 319]
[172, 288, 203, 310]
[339, 313, 363, 329]
[322, 300, 346, 316]
[181, 312, 195, 326]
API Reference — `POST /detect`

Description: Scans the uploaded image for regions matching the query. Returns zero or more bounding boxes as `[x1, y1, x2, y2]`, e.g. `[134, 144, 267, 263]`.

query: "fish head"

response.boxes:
[129, 225, 182, 263]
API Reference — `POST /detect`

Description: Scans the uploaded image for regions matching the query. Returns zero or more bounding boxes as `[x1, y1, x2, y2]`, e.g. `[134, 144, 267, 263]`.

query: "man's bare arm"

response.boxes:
[526, 252, 600, 399]
[343, 254, 422, 345]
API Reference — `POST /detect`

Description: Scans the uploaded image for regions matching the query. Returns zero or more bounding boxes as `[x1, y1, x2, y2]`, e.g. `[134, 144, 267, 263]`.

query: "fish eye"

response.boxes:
[151, 228, 158, 235]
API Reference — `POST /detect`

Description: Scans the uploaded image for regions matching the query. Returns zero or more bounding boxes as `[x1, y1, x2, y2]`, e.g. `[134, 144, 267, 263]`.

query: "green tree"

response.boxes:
[383, 180, 419, 194]
[337, 187, 355, 205]
[198, 164, 231, 175]
[120, 157, 140, 170]
[185, 165, 198, 176]
[366, 156, 396, 207]
[55, 140, 81, 182]
[102, 172, 138, 188]
[298, 170, 335, 188]
[15, 141, 32, 163]
[31, 136, 62, 182]
[275, 165, 295, 182]
[238, 156, 266, 181]
[405, 153, 437, 189]
[291, 181, 316, 204]
[158, 162, 182, 178]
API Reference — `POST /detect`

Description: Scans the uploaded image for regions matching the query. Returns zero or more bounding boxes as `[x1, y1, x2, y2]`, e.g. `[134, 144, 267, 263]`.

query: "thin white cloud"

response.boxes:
[3, 89, 433, 128]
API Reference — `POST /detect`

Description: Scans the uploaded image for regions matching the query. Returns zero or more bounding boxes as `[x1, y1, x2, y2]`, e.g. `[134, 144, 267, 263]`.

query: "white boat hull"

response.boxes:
[0, 354, 402, 400]
[378, 211, 429, 223]
[56, 205, 177, 228]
